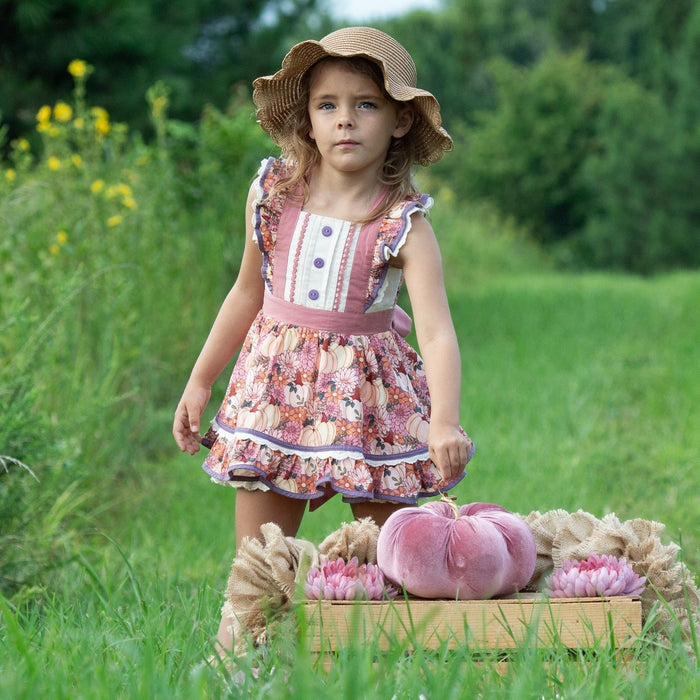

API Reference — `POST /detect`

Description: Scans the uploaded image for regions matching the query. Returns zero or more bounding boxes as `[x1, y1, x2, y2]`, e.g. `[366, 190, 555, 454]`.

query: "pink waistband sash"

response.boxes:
[262, 294, 404, 336]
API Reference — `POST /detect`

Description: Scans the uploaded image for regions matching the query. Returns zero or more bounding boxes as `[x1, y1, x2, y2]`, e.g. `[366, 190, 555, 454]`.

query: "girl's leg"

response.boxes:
[234, 488, 307, 548]
[350, 500, 407, 528]
[215, 489, 306, 658]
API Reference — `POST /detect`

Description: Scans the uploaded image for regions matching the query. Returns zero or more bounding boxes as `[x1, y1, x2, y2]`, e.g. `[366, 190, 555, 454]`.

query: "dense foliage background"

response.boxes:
[2, 0, 698, 272]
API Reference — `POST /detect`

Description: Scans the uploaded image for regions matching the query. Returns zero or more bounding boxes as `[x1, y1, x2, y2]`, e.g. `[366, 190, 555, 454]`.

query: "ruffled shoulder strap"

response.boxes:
[365, 193, 433, 309]
[377, 193, 433, 261]
[252, 157, 293, 292]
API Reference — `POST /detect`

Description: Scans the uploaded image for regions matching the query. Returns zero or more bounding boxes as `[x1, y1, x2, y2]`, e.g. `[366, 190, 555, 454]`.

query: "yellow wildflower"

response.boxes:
[54, 102, 73, 123]
[95, 116, 111, 136]
[68, 59, 88, 77]
[116, 183, 133, 197]
[90, 179, 105, 194]
[36, 105, 54, 133]
[47, 156, 61, 171]
[36, 105, 51, 124]
[107, 214, 123, 227]
[57, 230, 68, 245]
[16, 138, 30, 152]
[49, 244, 60, 256]
[122, 196, 137, 210]
[73, 117, 84, 130]
[105, 185, 119, 199]
[90, 107, 111, 136]
[5, 169, 16, 183]
[71, 154, 83, 167]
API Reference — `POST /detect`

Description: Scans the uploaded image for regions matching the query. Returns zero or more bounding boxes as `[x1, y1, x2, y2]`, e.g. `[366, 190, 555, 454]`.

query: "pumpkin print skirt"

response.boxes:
[202, 310, 472, 510]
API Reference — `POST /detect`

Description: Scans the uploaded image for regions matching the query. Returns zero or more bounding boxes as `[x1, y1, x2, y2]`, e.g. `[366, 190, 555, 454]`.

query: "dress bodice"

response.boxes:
[252, 157, 431, 319]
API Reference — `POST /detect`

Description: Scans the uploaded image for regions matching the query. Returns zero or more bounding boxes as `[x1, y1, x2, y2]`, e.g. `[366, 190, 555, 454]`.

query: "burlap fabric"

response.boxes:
[520, 509, 699, 652]
[221, 518, 378, 655]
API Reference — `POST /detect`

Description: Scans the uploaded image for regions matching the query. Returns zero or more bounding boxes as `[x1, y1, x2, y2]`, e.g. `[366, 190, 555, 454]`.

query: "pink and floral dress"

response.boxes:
[202, 157, 473, 510]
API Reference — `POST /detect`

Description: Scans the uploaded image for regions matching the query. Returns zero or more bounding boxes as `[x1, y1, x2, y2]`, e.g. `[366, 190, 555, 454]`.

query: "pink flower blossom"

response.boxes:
[332, 368, 358, 395]
[545, 553, 646, 598]
[398, 469, 421, 494]
[343, 464, 374, 491]
[304, 556, 398, 601]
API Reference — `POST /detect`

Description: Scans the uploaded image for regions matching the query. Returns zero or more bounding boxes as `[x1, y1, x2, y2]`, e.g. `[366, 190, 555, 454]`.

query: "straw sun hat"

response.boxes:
[252, 26, 453, 166]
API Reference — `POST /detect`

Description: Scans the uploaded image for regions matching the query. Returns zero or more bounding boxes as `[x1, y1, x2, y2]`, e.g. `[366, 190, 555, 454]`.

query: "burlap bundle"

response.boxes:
[317, 517, 379, 563]
[221, 522, 319, 655]
[222, 518, 378, 655]
[520, 509, 699, 652]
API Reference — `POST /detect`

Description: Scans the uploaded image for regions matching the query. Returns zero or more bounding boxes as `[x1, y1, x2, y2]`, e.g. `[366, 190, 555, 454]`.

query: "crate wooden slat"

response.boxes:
[302, 593, 642, 653]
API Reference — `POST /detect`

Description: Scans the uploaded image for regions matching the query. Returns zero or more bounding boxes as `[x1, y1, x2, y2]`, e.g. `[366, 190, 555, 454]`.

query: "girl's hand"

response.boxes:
[173, 383, 212, 455]
[428, 422, 473, 483]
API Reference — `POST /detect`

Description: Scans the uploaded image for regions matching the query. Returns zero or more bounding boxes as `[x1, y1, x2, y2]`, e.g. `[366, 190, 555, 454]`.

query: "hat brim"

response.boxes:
[252, 39, 452, 166]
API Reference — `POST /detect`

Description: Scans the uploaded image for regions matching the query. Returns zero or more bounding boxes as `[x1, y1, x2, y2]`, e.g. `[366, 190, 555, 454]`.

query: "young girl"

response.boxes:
[173, 26, 474, 654]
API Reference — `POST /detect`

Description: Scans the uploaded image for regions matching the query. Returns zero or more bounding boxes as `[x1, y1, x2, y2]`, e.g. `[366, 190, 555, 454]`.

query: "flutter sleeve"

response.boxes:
[252, 157, 290, 293]
[364, 193, 433, 312]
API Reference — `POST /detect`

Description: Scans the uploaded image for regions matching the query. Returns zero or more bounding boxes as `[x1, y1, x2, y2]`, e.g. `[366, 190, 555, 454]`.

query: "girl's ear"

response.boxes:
[393, 105, 414, 138]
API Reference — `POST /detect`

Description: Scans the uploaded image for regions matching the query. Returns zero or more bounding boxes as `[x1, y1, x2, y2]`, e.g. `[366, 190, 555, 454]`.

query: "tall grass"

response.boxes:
[1, 70, 271, 593]
[1, 66, 698, 697]
[1, 539, 697, 698]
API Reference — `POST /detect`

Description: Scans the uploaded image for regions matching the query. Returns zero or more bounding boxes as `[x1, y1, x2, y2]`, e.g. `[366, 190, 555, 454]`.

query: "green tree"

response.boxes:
[451, 51, 603, 244]
[446, 46, 698, 272]
[573, 6, 700, 272]
[573, 83, 689, 272]
[0, 0, 319, 139]
[386, 0, 552, 129]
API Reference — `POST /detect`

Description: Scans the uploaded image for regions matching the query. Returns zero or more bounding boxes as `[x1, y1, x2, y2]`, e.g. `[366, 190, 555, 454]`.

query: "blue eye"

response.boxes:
[359, 101, 377, 109]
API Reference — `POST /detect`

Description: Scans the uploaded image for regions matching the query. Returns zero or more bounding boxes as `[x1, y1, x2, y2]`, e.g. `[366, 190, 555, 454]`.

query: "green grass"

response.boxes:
[0, 474, 697, 699]
[4, 272, 698, 699]
[453, 272, 699, 552]
[1, 74, 699, 697]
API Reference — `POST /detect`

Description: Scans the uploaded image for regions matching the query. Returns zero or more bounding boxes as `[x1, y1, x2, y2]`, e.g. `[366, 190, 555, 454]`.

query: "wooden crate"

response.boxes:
[302, 592, 642, 653]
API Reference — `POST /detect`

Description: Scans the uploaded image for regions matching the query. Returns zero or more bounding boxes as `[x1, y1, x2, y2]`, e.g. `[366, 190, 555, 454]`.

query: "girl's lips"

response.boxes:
[336, 140, 359, 146]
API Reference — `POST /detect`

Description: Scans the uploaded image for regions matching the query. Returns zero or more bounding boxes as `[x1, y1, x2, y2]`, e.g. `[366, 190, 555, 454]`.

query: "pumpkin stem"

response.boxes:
[440, 492, 460, 519]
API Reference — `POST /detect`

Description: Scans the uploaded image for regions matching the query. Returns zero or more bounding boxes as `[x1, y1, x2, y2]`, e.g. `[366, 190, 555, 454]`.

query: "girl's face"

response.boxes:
[307, 60, 413, 178]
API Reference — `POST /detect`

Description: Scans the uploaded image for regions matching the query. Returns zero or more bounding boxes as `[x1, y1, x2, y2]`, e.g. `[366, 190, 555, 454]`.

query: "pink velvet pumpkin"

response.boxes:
[376, 500, 536, 599]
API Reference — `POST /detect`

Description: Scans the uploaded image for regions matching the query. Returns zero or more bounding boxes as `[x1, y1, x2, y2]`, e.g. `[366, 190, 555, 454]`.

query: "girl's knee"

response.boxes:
[235, 489, 307, 544]
[350, 501, 406, 528]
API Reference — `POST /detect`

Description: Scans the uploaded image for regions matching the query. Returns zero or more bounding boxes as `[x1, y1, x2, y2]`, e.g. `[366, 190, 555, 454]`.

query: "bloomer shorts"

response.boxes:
[213, 475, 391, 505]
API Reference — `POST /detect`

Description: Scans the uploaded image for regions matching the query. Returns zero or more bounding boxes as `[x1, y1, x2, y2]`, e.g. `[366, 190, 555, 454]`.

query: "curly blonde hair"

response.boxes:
[270, 57, 421, 223]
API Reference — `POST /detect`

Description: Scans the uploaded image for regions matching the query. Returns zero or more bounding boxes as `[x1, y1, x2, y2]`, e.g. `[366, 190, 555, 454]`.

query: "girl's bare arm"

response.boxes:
[395, 215, 472, 482]
[173, 183, 265, 454]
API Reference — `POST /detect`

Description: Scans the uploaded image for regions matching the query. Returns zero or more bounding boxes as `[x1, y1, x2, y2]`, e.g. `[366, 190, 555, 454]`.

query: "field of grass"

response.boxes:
[2, 269, 697, 698]
[1, 74, 698, 697]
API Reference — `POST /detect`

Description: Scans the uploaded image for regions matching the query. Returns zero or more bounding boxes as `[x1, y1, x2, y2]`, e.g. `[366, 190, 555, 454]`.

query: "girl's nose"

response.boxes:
[337, 108, 353, 128]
